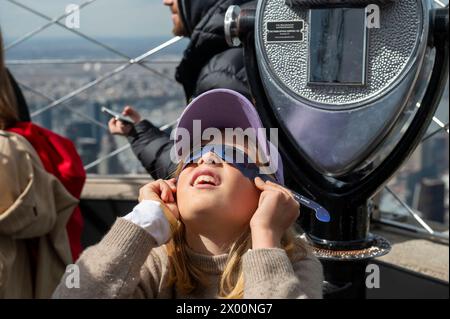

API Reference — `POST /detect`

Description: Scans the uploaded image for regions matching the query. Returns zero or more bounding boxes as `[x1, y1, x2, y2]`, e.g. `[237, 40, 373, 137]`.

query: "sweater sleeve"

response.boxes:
[242, 248, 324, 299]
[127, 120, 177, 180]
[52, 218, 160, 299]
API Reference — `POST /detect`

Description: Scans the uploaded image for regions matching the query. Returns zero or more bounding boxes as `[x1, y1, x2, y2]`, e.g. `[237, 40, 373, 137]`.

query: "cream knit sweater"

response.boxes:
[53, 218, 323, 299]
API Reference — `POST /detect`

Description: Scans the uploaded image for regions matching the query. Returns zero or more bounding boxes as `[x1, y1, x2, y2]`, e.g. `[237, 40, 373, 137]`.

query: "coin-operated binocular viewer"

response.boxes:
[225, 0, 449, 297]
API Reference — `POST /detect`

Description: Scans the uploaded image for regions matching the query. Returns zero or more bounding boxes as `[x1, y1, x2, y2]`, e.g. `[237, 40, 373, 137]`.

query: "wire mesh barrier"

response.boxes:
[2, 0, 449, 240]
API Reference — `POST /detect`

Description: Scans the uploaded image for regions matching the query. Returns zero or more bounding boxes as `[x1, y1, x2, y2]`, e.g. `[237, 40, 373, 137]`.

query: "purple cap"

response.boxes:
[174, 89, 284, 184]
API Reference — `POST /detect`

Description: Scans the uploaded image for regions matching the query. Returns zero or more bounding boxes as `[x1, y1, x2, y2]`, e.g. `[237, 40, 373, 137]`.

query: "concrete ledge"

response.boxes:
[81, 175, 151, 200]
[374, 227, 449, 282]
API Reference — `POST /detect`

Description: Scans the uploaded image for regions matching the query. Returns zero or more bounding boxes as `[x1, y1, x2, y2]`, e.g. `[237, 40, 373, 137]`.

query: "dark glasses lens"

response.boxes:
[182, 144, 256, 168]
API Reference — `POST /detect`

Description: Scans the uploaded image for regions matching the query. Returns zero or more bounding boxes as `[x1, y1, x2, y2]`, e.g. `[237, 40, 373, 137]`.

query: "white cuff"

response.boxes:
[123, 200, 171, 246]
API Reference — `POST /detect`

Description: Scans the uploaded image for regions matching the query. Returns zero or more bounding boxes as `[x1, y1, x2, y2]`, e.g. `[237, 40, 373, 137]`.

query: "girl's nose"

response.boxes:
[197, 152, 221, 165]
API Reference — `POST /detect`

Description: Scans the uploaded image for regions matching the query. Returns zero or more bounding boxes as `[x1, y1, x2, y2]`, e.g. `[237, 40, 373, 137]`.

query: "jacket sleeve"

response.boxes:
[127, 120, 178, 180]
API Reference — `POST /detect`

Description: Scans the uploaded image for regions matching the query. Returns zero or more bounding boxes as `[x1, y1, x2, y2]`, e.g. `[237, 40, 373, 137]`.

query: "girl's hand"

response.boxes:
[139, 179, 179, 226]
[250, 177, 300, 249]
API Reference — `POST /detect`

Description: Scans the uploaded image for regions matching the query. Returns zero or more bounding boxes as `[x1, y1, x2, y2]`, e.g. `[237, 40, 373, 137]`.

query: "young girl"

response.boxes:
[53, 89, 324, 299]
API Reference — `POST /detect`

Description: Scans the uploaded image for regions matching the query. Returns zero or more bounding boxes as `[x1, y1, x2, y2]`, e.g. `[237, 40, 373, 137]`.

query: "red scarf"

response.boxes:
[8, 122, 86, 261]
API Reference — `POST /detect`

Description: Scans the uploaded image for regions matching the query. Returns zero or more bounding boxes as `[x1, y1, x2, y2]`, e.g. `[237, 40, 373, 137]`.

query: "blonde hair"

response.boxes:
[165, 161, 309, 298]
[0, 29, 19, 130]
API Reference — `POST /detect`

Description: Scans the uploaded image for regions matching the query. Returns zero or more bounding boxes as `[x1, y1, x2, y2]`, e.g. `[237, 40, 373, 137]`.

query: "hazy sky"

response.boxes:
[2, 0, 449, 40]
[0, 0, 174, 39]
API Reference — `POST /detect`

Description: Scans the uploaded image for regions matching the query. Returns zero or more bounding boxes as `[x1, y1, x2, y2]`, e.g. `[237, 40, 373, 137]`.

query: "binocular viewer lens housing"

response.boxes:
[255, 0, 435, 178]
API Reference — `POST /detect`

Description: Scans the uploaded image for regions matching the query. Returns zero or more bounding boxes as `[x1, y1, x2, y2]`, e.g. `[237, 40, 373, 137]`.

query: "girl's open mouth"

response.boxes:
[190, 169, 221, 189]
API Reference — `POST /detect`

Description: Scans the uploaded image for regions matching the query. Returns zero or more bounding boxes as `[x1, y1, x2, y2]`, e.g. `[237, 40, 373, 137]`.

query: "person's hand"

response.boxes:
[139, 178, 179, 227]
[108, 106, 142, 136]
[250, 177, 300, 249]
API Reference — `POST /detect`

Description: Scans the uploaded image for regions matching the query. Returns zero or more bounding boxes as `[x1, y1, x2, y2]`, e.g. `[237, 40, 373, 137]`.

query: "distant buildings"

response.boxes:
[10, 54, 185, 175]
[379, 86, 449, 226]
[414, 179, 447, 224]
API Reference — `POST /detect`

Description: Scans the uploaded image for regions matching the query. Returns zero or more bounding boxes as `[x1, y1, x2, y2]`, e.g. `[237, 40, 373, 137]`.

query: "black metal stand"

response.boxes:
[239, 4, 449, 298]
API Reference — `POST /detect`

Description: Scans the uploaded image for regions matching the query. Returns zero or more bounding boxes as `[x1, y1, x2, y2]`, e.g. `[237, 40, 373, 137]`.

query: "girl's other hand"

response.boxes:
[108, 106, 142, 136]
[250, 177, 300, 249]
[139, 179, 179, 226]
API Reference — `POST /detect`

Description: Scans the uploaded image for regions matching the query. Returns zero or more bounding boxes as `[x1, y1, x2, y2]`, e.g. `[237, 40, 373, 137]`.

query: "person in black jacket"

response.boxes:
[109, 0, 252, 180]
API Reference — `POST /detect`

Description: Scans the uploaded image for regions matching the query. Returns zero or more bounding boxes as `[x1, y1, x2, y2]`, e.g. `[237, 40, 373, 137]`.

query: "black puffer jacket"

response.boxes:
[176, 0, 251, 101]
[128, 0, 252, 179]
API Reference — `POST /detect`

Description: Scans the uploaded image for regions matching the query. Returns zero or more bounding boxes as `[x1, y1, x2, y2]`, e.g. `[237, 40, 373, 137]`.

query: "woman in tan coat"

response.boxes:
[0, 29, 78, 299]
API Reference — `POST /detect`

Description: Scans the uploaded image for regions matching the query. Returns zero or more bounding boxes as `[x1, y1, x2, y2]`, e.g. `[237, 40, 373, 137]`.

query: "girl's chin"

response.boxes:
[182, 202, 228, 216]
